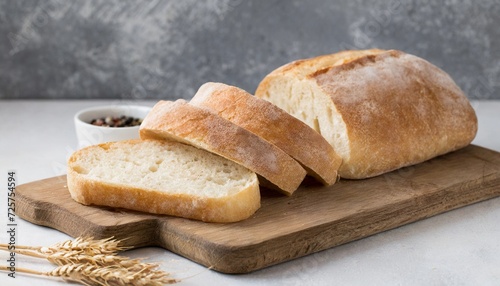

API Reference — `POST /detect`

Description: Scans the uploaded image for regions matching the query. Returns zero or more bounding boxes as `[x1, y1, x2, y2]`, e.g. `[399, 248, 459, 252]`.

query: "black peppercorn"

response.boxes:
[90, 115, 142, 127]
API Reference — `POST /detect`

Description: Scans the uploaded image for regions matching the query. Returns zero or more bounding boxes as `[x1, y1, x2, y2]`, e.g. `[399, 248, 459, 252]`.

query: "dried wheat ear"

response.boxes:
[0, 236, 178, 286]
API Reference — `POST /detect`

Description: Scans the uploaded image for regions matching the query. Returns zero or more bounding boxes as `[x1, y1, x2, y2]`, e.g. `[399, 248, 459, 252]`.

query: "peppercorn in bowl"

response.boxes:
[74, 105, 152, 149]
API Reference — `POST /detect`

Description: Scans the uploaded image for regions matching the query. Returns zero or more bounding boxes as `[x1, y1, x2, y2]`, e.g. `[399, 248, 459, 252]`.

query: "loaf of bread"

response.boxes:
[67, 139, 260, 223]
[190, 82, 341, 186]
[255, 49, 478, 179]
[139, 99, 307, 195]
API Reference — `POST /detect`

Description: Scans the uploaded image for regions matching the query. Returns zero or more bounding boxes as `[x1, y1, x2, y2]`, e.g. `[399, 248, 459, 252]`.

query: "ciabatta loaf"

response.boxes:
[140, 100, 307, 195]
[67, 139, 260, 223]
[255, 49, 478, 179]
[190, 82, 341, 186]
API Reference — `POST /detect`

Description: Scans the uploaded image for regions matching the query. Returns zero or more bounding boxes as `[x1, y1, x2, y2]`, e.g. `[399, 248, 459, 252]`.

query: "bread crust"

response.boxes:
[256, 49, 478, 179]
[190, 82, 341, 185]
[66, 140, 261, 223]
[140, 100, 307, 195]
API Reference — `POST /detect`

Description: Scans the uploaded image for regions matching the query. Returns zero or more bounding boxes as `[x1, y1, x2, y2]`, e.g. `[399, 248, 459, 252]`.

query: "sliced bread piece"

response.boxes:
[190, 82, 342, 186]
[67, 139, 260, 223]
[139, 99, 307, 195]
[255, 49, 477, 179]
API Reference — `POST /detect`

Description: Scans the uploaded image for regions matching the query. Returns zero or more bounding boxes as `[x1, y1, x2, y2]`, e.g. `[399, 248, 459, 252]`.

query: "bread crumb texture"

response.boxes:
[69, 139, 256, 197]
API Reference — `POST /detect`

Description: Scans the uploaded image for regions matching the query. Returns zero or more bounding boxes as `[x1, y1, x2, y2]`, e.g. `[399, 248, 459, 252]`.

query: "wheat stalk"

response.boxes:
[43, 236, 131, 255]
[1, 241, 157, 270]
[45, 251, 174, 279]
[47, 251, 139, 267]
[0, 236, 179, 285]
[0, 236, 129, 256]
[0, 264, 178, 285]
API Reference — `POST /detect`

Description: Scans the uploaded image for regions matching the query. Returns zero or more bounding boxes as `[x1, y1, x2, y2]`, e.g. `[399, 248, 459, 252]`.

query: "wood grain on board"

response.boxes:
[15, 145, 500, 273]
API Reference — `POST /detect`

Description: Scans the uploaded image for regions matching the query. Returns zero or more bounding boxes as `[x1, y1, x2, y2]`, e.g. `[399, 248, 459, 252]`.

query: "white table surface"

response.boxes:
[0, 99, 499, 286]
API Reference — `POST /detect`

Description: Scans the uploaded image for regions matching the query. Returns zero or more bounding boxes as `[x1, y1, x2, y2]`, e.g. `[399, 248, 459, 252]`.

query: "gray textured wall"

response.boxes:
[1, 0, 498, 100]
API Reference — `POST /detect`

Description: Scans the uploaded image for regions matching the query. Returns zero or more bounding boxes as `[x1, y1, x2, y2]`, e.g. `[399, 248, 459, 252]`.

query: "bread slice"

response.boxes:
[190, 82, 341, 186]
[139, 99, 307, 195]
[67, 139, 260, 223]
[255, 49, 477, 179]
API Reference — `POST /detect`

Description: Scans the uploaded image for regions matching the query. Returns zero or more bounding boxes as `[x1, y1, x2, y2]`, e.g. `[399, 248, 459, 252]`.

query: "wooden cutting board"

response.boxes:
[15, 145, 500, 274]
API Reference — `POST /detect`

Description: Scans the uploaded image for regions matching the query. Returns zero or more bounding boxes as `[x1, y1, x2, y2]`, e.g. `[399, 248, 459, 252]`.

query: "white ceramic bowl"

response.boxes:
[74, 105, 151, 149]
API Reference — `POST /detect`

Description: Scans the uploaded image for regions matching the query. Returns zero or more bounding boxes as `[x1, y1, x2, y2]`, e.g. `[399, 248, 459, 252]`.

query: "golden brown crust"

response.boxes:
[255, 49, 478, 179]
[258, 49, 385, 85]
[66, 140, 261, 223]
[190, 82, 341, 185]
[140, 100, 307, 195]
